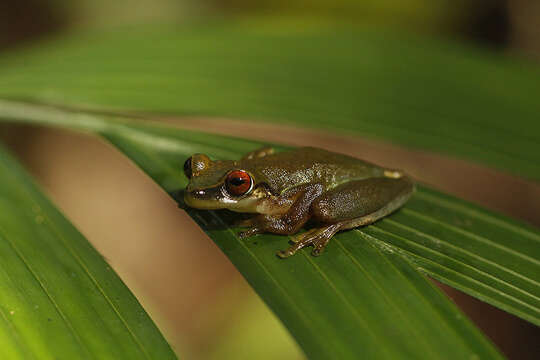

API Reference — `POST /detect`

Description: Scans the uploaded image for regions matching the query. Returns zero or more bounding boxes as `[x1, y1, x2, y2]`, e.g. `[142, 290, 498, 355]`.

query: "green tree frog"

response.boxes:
[183, 147, 414, 258]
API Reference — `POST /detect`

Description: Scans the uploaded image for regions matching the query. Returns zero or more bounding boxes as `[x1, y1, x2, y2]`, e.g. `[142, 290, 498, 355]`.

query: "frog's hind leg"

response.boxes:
[278, 176, 414, 258]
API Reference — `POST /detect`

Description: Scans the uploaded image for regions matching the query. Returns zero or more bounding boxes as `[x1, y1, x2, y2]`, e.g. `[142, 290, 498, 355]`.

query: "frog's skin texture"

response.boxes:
[183, 147, 414, 258]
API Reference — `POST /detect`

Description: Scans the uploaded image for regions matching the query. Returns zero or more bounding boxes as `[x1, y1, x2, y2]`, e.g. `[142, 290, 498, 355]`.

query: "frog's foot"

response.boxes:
[238, 226, 263, 239]
[277, 224, 341, 258]
[289, 228, 320, 244]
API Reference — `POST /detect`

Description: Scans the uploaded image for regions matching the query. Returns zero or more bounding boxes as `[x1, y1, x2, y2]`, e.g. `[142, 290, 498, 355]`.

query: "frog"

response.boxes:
[183, 146, 414, 258]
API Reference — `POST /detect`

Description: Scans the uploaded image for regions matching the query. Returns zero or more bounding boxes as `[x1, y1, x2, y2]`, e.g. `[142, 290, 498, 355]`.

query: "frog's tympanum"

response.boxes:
[183, 147, 414, 258]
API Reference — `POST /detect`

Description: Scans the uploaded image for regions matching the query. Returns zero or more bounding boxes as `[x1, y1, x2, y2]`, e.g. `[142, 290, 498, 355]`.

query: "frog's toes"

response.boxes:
[311, 225, 342, 256]
[278, 224, 341, 258]
[277, 235, 318, 258]
[311, 237, 332, 256]
[290, 228, 319, 244]
[238, 227, 262, 239]
[276, 248, 295, 259]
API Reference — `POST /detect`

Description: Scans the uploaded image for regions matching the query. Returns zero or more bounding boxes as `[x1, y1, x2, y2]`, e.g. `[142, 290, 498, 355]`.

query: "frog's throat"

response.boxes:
[183, 189, 261, 213]
[185, 191, 291, 215]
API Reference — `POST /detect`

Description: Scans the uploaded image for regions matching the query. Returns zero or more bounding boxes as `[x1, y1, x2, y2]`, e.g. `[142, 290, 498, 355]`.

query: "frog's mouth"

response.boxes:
[184, 187, 229, 210]
[184, 186, 261, 213]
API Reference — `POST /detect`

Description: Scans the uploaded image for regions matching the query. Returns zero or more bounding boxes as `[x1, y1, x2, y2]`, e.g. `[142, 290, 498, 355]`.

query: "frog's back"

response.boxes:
[243, 147, 386, 194]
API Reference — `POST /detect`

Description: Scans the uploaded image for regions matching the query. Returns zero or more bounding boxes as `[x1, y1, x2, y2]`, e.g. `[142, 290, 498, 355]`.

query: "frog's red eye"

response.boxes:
[225, 170, 253, 196]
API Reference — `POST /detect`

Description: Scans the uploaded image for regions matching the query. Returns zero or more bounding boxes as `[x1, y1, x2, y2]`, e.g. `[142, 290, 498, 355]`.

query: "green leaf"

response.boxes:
[0, 24, 539, 179]
[0, 140, 177, 359]
[6, 100, 539, 359]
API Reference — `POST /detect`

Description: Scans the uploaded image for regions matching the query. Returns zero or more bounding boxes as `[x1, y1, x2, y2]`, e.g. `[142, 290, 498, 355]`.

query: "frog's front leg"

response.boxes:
[278, 176, 414, 258]
[238, 183, 324, 238]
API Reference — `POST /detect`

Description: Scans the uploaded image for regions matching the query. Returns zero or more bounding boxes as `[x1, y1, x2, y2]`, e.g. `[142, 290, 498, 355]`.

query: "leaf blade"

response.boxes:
[0, 143, 177, 359]
[0, 24, 539, 179]
[0, 100, 517, 359]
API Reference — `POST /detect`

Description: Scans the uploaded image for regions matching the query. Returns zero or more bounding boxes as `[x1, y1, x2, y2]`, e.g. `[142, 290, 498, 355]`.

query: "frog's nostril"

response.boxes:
[192, 189, 205, 197]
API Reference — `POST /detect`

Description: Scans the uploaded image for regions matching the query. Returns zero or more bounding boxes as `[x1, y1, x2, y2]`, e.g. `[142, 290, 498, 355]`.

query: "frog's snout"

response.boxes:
[184, 188, 206, 205]
[184, 187, 224, 209]
[192, 189, 206, 197]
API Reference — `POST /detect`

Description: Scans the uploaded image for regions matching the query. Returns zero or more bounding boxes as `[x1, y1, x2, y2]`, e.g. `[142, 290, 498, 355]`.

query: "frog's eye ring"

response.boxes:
[183, 157, 193, 179]
[225, 170, 253, 197]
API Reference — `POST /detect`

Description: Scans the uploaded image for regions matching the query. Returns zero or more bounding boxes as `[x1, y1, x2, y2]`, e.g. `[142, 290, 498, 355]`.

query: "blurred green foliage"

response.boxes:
[2, 0, 507, 42]
[214, 0, 474, 32]
[0, 23, 538, 179]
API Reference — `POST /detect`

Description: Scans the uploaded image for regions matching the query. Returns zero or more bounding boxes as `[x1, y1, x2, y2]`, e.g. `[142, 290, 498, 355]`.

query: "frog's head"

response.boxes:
[183, 154, 270, 213]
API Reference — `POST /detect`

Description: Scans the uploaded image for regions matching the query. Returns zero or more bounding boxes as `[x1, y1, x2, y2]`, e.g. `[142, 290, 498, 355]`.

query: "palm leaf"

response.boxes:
[5, 99, 539, 358]
[1, 21, 538, 358]
[0, 24, 539, 179]
[0, 139, 177, 359]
